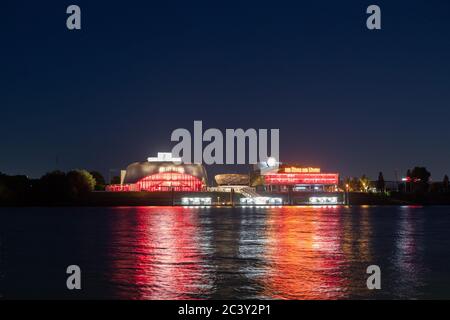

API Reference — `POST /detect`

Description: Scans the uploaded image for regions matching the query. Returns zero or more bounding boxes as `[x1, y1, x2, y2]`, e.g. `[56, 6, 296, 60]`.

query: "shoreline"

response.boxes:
[2, 204, 449, 208]
[2, 191, 450, 207]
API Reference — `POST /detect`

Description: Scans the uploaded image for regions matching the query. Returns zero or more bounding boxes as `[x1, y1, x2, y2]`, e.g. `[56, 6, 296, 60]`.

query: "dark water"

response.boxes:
[1, 206, 450, 299]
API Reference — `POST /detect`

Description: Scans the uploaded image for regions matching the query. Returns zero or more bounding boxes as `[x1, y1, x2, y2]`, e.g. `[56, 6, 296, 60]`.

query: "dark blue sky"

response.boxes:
[1, 1, 450, 180]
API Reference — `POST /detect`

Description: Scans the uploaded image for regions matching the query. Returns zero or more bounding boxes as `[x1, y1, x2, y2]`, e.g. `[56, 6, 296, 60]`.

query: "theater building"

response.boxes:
[253, 164, 339, 193]
[106, 153, 208, 192]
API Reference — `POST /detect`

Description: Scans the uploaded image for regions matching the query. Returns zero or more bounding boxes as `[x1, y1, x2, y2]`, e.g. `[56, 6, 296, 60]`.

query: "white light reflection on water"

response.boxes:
[1, 206, 449, 299]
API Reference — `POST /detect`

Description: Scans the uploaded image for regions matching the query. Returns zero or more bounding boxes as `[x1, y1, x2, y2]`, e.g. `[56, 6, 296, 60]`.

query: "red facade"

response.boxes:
[264, 173, 339, 185]
[136, 172, 204, 192]
[106, 172, 204, 192]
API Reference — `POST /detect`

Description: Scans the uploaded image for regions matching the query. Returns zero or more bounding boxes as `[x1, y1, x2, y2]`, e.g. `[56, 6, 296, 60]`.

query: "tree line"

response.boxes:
[0, 170, 106, 205]
[1, 166, 450, 205]
[342, 167, 449, 194]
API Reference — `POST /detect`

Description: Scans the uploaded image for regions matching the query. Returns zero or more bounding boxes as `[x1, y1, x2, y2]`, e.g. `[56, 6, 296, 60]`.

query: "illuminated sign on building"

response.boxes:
[283, 167, 321, 173]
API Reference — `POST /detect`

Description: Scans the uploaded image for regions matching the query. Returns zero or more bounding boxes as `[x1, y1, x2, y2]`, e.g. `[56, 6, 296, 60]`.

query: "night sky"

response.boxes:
[2, 1, 450, 181]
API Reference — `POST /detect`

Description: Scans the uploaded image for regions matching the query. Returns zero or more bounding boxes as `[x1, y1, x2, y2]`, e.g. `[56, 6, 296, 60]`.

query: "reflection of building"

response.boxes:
[252, 164, 339, 193]
[263, 207, 347, 299]
[107, 207, 209, 299]
[106, 153, 207, 192]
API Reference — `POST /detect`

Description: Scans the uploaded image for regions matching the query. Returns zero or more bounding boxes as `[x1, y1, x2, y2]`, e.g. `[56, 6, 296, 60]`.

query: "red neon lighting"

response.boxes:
[264, 173, 339, 185]
[136, 172, 204, 192]
[106, 184, 137, 192]
[106, 172, 204, 192]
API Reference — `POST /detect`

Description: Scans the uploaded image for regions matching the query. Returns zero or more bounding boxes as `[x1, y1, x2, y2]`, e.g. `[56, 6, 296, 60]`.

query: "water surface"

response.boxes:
[1, 206, 449, 299]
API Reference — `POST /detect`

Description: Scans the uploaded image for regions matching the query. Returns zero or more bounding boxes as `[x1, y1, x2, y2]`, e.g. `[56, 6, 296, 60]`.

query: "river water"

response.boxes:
[1, 206, 449, 299]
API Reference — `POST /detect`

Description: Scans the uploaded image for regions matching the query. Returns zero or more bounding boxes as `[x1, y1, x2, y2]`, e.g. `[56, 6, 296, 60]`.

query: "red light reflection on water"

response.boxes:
[103, 206, 425, 300]
[107, 207, 210, 299]
[262, 206, 349, 299]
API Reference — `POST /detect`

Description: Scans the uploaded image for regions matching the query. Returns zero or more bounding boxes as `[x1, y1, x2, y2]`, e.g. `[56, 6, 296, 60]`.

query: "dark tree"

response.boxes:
[410, 167, 431, 193]
[359, 174, 370, 192]
[342, 177, 351, 189]
[350, 177, 361, 192]
[405, 169, 412, 193]
[90, 171, 106, 190]
[443, 175, 449, 192]
[0, 173, 31, 203]
[376, 172, 385, 192]
[67, 170, 96, 199]
[37, 171, 70, 202]
[110, 175, 121, 184]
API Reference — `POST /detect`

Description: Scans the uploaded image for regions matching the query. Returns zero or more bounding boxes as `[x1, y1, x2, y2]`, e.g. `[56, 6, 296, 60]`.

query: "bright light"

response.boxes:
[267, 157, 277, 167]
[240, 197, 282, 205]
[309, 196, 338, 204]
[181, 197, 211, 205]
[148, 152, 182, 163]
[284, 167, 321, 173]
[159, 166, 184, 173]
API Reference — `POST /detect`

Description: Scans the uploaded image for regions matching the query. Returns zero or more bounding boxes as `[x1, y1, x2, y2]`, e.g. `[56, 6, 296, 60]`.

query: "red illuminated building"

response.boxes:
[106, 153, 207, 192]
[254, 164, 339, 192]
[106, 153, 339, 195]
